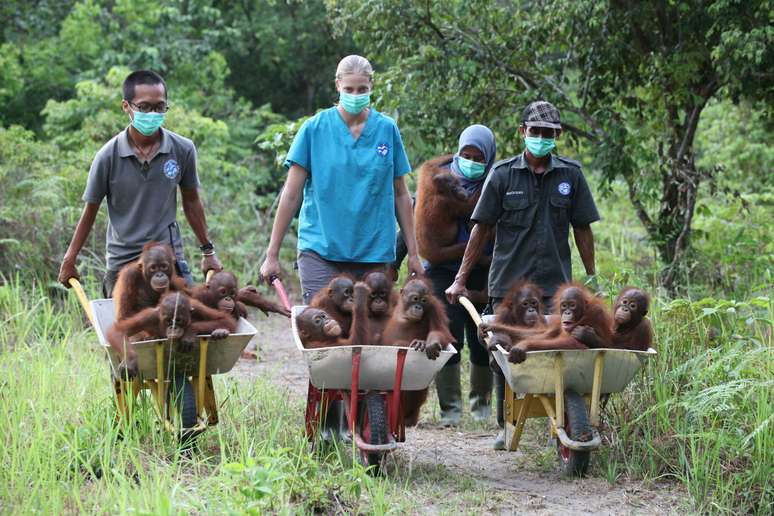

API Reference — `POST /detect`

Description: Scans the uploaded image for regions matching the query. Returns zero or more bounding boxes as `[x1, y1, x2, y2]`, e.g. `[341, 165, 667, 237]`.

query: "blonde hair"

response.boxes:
[335, 55, 373, 80]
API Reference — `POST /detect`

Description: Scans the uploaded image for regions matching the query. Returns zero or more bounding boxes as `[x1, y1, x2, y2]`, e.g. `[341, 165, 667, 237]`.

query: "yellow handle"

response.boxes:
[205, 269, 215, 284]
[68, 278, 95, 327]
[459, 296, 492, 347]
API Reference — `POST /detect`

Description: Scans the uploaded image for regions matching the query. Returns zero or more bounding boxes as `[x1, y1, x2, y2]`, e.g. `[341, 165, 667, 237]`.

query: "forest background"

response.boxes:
[0, 1, 771, 514]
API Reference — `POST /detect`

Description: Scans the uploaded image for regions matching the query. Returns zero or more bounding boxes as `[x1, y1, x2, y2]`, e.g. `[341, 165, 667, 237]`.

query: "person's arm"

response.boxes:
[444, 222, 494, 303]
[58, 202, 101, 287]
[259, 164, 308, 282]
[181, 187, 222, 275]
[394, 177, 424, 277]
[573, 224, 596, 276]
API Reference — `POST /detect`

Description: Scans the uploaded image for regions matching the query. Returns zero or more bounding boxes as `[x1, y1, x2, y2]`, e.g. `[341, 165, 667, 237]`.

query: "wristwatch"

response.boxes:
[199, 241, 215, 253]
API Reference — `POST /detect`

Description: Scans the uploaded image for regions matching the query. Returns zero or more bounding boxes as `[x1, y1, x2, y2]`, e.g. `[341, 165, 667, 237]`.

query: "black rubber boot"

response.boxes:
[435, 362, 462, 426]
[469, 364, 493, 422]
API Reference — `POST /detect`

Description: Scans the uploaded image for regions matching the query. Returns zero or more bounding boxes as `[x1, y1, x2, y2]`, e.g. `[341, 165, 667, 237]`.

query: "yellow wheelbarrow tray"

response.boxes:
[68, 278, 257, 434]
[459, 296, 656, 475]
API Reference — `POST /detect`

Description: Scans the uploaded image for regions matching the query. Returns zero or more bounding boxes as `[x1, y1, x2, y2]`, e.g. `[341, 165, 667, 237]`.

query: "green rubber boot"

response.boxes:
[493, 371, 506, 450]
[469, 364, 493, 422]
[435, 362, 462, 427]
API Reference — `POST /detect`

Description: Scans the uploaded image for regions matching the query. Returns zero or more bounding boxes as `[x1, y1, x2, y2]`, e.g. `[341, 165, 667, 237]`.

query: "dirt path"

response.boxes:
[234, 313, 687, 515]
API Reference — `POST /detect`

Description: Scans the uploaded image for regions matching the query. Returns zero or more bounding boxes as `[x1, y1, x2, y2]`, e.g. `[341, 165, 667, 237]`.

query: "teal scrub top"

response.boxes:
[284, 106, 412, 263]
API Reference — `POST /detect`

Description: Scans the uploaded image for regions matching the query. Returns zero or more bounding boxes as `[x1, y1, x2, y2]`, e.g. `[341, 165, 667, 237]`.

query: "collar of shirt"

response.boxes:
[511, 152, 557, 174]
[117, 126, 173, 158]
[332, 106, 377, 142]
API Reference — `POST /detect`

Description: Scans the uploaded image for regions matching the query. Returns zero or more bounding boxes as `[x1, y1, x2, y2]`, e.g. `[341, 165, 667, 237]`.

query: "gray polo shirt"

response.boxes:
[83, 127, 200, 271]
[471, 152, 600, 298]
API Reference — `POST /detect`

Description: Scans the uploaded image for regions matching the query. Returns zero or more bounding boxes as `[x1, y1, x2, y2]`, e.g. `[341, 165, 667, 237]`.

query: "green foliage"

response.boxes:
[695, 99, 774, 192]
[327, 0, 774, 289]
[216, 0, 356, 118]
[602, 294, 773, 514]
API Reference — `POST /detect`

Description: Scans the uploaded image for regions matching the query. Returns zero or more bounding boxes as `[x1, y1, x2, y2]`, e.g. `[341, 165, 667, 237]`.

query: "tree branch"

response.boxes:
[624, 173, 655, 236]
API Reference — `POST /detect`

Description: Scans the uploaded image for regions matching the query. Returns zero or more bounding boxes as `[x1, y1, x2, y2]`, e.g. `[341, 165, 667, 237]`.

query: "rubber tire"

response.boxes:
[363, 392, 388, 473]
[557, 390, 591, 477]
[168, 375, 198, 444]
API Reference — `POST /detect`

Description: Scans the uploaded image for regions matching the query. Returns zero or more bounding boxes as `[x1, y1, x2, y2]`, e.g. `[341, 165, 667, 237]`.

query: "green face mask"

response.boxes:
[524, 135, 555, 157]
[339, 91, 371, 114]
[456, 156, 486, 179]
[131, 110, 165, 136]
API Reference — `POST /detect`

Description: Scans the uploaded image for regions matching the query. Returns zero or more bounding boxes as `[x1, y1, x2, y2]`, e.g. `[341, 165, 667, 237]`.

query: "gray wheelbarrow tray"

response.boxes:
[91, 298, 257, 378]
[291, 306, 457, 391]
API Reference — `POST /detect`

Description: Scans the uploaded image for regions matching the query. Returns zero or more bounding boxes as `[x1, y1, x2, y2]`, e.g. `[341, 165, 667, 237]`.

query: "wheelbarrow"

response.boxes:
[68, 278, 257, 438]
[459, 296, 656, 476]
[290, 305, 457, 472]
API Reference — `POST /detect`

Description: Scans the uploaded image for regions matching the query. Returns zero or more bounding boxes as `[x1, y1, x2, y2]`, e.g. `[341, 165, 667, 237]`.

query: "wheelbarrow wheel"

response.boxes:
[557, 390, 591, 477]
[362, 392, 388, 474]
[168, 374, 198, 444]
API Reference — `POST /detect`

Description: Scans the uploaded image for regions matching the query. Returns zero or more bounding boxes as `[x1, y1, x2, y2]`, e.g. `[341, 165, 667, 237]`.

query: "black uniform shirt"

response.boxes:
[471, 152, 600, 298]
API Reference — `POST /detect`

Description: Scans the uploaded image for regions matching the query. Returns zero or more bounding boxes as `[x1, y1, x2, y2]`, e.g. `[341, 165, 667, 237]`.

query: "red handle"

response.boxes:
[271, 277, 292, 311]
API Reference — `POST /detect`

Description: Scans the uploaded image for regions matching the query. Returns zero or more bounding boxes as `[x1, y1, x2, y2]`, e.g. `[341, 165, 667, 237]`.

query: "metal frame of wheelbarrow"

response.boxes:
[459, 296, 656, 456]
[304, 348, 409, 453]
[68, 277, 255, 434]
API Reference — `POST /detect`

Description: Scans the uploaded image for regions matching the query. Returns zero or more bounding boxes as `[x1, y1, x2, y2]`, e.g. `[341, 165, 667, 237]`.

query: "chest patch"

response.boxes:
[163, 159, 179, 179]
[376, 143, 389, 157]
[558, 182, 571, 196]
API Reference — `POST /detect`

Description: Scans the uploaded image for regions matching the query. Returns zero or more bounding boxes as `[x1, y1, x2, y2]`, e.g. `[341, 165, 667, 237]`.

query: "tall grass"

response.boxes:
[0, 280, 382, 513]
[0, 280, 505, 514]
[603, 295, 773, 513]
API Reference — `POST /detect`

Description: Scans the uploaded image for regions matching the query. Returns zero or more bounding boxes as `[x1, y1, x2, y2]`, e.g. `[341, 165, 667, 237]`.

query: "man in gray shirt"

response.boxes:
[446, 100, 599, 449]
[58, 70, 222, 296]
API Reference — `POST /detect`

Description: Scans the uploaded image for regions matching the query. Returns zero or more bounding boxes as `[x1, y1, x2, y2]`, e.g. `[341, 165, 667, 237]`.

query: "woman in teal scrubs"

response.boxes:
[260, 55, 423, 302]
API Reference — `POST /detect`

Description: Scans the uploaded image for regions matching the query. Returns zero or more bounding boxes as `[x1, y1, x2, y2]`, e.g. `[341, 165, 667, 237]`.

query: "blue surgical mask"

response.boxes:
[524, 135, 555, 157]
[456, 156, 486, 179]
[339, 92, 371, 114]
[131, 110, 165, 136]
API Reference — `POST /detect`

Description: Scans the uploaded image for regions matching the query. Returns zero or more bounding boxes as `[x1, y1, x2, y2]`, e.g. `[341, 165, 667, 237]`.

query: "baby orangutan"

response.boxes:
[572, 287, 654, 351]
[481, 283, 613, 364]
[298, 282, 370, 349]
[363, 271, 397, 343]
[193, 271, 290, 321]
[107, 292, 235, 378]
[481, 280, 546, 352]
[309, 275, 355, 337]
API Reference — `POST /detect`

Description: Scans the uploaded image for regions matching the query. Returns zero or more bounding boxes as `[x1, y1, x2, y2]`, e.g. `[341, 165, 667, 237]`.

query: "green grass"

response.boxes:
[1, 180, 772, 514]
[0, 279, 516, 514]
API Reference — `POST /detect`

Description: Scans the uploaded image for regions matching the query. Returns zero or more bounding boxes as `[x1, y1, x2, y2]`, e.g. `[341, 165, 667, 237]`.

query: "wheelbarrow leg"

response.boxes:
[508, 392, 532, 452]
[589, 352, 605, 427]
[554, 354, 564, 429]
[348, 349, 362, 434]
[155, 341, 166, 420]
[389, 349, 407, 434]
[113, 378, 140, 423]
[203, 376, 218, 426]
[195, 337, 208, 424]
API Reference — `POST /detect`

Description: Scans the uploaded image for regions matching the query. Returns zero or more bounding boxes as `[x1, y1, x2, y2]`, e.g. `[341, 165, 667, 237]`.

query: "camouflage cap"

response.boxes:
[521, 100, 561, 129]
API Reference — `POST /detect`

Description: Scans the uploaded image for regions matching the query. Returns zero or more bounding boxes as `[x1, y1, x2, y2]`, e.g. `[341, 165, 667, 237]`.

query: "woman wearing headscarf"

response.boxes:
[414, 124, 496, 426]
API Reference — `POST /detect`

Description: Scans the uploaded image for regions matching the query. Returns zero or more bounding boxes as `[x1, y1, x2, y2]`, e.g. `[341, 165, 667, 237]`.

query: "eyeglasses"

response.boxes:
[129, 102, 169, 113]
[525, 126, 558, 138]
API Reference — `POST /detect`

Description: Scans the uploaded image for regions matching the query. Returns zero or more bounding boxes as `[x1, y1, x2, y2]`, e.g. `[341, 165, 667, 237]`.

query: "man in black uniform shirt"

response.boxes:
[445, 100, 600, 449]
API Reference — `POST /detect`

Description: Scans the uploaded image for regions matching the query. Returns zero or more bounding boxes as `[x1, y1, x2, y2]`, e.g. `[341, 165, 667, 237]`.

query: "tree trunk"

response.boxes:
[656, 154, 700, 292]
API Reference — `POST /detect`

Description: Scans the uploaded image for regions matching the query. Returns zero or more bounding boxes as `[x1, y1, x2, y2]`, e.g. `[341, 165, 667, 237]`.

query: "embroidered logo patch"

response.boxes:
[376, 143, 389, 157]
[558, 182, 571, 195]
[163, 159, 179, 179]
